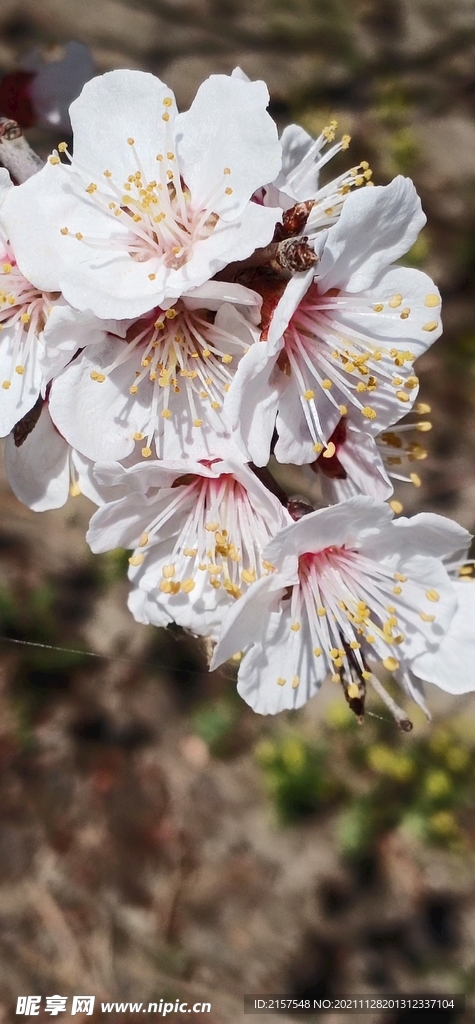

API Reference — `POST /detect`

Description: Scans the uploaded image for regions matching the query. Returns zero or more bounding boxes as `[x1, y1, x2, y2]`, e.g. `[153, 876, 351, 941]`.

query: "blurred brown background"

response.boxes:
[1, 0, 475, 1021]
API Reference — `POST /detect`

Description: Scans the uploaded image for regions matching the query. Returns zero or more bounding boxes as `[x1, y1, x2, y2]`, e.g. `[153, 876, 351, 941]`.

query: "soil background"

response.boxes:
[1, 0, 475, 1022]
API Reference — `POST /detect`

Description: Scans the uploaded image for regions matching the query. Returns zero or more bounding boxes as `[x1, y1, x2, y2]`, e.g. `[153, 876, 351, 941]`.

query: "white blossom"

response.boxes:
[226, 176, 440, 467]
[2, 70, 282, 319]
[47, 283, 260, 463]
[87, 456, 291, 639]
[211, 497, 474, 715]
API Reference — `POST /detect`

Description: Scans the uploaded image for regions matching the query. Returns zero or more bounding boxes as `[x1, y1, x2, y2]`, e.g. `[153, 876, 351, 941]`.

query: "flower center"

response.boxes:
[53, 104, 235, 272]
[89, 302, 249, 458]
[278, 545, 440, 693]
[129, 473, 276, 600]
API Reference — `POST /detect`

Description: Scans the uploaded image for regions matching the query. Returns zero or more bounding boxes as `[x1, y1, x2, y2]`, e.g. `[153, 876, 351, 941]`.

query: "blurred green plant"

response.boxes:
[192, 696, 242, 757]
[255, 703, 475, 855]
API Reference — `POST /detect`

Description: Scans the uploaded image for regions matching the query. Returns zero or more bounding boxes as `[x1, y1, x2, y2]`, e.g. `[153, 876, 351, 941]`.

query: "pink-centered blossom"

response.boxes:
[87, 457, 291, 639]
[47, 283, 260, 463]
[211, 497, 475, 715]
[226, 176, 440, 467]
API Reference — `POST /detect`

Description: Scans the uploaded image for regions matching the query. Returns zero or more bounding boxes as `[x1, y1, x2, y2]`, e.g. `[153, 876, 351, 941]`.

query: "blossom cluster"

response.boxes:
[1, 66, 474, 725]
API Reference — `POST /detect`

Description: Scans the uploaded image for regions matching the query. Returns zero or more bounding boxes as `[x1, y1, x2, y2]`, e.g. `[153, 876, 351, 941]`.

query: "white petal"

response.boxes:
[411, 581, 475, 693]
[0, 330, 42, 436]
[317, 176, 426, 293]
[4, 403, 70, 510]
[264, 495, 393, 577]
[210, 573, 288, 669]
[70, 69, 174, 185]
[224, 340, 283, 466]
[175, 74, 281, 220]
[320, 427, 393, 503]
[331, 266, 441, 358]
[236, 606, 328, 714]
[128, 586, 172, 629]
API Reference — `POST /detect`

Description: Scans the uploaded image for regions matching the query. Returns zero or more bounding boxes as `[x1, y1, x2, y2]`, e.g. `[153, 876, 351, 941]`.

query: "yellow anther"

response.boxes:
[181, 578, 196, 593]
[361, 406, 377, 419]
[382, 657, 400, 672]
[165, 308, 177, 319]
[163, 97, 173, 107]
[162, 565, 176, 579]
[292, 676, 300, 689]
[392, 585, 402, 595]
[193, 418, 203, 427]
[75, 232, 83, 241]
[339, 405, 348, 415]
[161, 409, 172, 419]
[162, 113, 170, 122]
[128, 554, 144, 567]
[347, 683, 360, 699]
[205, 522, 219, 532]
[341, 134, 351, 148]
[60, 227, 69, 235]
[322, 379, 333, 389]
[388, 294, 403, 308]
[290, 623, 301, 632]
[48, 154, 60, 165]
[2, 380, 11, 389]
[394, 573, 407, 583]
[373, 303, 384, 312]
[13, 364, 24, 375]
[416, 402, 431, 414]
[225, 187, 233, 195]
[405, 376, 419, 389]
[410, 472, 421, 487]
[241, 569, 256, 584]
[127, 137, 135, 146]
[58, 142, 68, 152]
[222, 354, 233, 364]
[349, 641, 361, 650]
[277, 677, 286, 686]
[85, 183, 97, 194]
[138, 532, 149, 547]
[20, 313, 30, 323]
[303, 389, 315, 400]
[322, 441, 336, 458]
[356, 382, 367, 393]
[396, 390, 410, 403]
[141, 447, 152, 458]
[425, 589, 440, 602]
[148, 273, 156, 281]
[69, 482, 81, 497]
[317, 606, 326, 617]
[331, 674, 340, 683]
[2, 263, 12, 273]
[399, 308, 410, 319]
[422, 320, 438, 332]
[313, 442, 324, 453]
[313, 647, 322, 657]
[420, 611, 436, 622]
[103, 169, 112, 177]
[424, 294, 440, 307]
